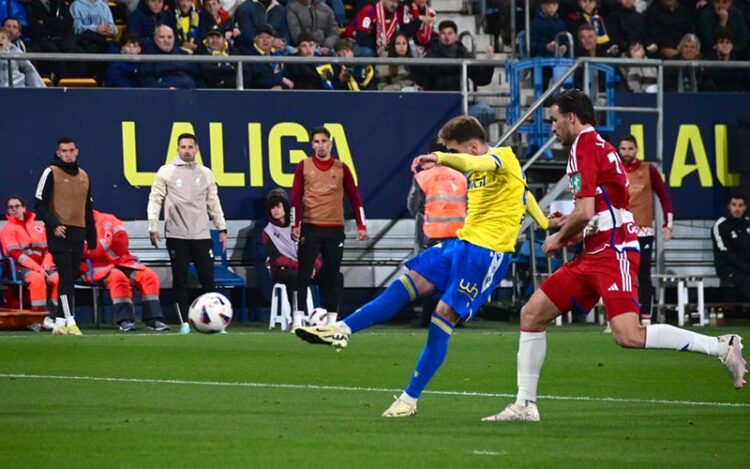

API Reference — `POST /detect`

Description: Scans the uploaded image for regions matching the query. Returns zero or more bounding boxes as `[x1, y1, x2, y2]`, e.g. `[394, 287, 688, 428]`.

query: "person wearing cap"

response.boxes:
[235, 0, 289, 49]
[243, 23, 294, 89]
[290, 126, 368, 326]
[147, 132, 228, 320]
[262, 188, 323, 306]
[80, 210, 168, 332]
[34, 137, 97, 336]
[196, 24, 238, 88]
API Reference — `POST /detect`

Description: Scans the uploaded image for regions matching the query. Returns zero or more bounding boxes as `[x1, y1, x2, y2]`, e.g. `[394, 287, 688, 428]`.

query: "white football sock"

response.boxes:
[66, 316, 77, 327]
[334, 321, 352, 335]
[516, 331, 547, 405]
[399, 392, 418, 405]
[645, 324, 720, 356]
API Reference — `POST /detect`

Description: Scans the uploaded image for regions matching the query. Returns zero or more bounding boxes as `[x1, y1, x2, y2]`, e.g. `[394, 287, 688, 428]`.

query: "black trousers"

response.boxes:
[48, 226, 85, 319]
[720, 270, 750, 303]
[638, 236, 654, 320]
[166, 238, 214, 318]
[297, 224, 345, 313]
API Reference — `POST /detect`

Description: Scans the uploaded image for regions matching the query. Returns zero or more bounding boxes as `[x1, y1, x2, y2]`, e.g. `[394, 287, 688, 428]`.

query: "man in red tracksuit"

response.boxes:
[82, 210, 168, 332]
[290, 126, 367, 323]
[1, 195, 59, 323]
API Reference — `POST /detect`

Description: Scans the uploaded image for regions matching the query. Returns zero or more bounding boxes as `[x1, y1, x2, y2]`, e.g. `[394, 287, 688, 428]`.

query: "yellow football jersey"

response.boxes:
[435, 147, 527, 252]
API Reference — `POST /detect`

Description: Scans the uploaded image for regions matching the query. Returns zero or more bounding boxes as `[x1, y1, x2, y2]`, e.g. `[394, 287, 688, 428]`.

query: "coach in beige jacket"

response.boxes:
[147, 133, 227, 317]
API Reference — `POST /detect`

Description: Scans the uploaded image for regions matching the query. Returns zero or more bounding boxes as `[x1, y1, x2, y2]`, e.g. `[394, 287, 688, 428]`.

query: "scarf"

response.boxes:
[263, 223, 298, 261]
[375, 0, 399, 55]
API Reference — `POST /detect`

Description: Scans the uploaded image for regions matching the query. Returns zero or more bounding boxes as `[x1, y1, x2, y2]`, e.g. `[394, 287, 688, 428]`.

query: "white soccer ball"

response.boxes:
[308, 307, 328, 326]
[188, 292, 233, 333]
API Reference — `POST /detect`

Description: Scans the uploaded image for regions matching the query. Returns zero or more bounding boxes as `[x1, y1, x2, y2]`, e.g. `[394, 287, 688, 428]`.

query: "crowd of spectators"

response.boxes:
[0, 0, 489, 95]
[530, 0, 750, 91]
[1, 0, 748, 93]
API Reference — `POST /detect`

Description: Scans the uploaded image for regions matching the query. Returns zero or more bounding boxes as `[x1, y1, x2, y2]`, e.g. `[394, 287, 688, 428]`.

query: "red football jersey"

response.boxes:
[566, 127, 640, 254]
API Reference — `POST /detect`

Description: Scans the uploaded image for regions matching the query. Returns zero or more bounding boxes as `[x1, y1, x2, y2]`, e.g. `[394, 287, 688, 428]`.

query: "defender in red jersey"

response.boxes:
[482, 90, 746, 423]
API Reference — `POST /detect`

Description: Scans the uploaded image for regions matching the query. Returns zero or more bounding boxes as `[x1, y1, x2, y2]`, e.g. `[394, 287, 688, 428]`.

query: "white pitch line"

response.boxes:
[472, 450, 505, 456]
[0, 373, 748, 409]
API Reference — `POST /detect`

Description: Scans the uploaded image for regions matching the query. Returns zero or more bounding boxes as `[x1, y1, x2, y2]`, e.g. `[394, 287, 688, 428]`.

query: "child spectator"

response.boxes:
[697, 0, 749, 56]
[174, 0, 201, 53]
[317, 38, 376, 90]
[706, 28, 749, 91]
[621, 41, 657, 92]
[565, 0, 613, 51]
[530, 0, 569, 57]
[0, 27, 46, 87]
[105, 32, 142, 87]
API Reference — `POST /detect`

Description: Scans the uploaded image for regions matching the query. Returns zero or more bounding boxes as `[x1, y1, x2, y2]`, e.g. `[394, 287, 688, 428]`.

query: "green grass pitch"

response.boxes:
[0, 322, 748, 468]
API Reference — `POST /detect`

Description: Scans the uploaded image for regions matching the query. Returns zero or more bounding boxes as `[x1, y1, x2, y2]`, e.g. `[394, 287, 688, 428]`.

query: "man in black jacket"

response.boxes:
[712, 193, 750, 303]
[34, 137, 97, 335]
[413, 20, 496, 127]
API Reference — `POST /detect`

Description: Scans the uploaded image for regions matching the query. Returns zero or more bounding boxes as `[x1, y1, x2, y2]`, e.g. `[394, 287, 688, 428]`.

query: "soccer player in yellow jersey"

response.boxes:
[296, 115, 564, 417]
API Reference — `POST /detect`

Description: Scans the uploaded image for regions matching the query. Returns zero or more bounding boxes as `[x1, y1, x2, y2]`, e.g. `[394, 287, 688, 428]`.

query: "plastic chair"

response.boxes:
[75, 258, 107, 327]
[57, 78, 98, 88]
[190, 230, 248, 321]
[0, 252, 25, 306]
[269, 283, 314, 331]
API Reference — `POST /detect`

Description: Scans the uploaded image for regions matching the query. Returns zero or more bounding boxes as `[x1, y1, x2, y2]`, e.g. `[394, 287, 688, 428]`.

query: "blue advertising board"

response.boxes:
[612, 93, 748, 219]
[0, 89, 462, 220]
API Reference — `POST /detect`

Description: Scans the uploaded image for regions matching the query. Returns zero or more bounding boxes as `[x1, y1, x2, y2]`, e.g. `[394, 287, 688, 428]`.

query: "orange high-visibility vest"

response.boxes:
[83, 211, 144, 282]
[414, 166, 467, 240]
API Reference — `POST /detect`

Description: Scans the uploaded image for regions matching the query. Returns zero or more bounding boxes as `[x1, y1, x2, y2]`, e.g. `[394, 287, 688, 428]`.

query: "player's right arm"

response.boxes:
[147, 165, 170, 247]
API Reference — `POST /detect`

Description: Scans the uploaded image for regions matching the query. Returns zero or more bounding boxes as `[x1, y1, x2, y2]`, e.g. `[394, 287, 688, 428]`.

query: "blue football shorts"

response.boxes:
[405, 238, 510, 320]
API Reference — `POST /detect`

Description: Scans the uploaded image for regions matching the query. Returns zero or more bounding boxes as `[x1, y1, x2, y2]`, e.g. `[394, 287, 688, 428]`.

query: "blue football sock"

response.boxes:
[343, 274, 418, 334]
[405, 314, 454, 399]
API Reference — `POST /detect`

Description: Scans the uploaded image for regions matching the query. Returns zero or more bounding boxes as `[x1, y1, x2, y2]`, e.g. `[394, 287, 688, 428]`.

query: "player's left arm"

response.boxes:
[342, 164, 368, 240]
[648, 163, 674, 239]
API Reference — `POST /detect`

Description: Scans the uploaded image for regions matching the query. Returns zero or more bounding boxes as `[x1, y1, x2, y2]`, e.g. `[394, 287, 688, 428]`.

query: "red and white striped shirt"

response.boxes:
[567, 127, 639, 254]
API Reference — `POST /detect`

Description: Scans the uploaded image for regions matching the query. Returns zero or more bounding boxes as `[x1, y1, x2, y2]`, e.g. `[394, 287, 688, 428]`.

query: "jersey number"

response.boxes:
[607, 152, 625, 175]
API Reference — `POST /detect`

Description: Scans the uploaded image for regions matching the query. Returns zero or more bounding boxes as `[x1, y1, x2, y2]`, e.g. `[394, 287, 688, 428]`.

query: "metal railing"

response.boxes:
[0, 51, 505, 118]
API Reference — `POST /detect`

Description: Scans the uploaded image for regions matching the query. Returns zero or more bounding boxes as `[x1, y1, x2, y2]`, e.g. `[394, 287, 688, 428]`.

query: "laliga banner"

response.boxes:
[612, 93, 748, 219]
[0, 89, 462, 220]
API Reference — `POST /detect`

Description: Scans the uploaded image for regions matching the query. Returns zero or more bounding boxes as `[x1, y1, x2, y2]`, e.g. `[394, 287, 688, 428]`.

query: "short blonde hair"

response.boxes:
[437, 115, 486, 144]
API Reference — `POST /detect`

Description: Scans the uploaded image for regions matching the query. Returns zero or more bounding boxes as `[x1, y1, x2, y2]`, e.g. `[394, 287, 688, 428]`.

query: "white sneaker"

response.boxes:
[718, 334, 747, 389]
[482, 402, 540, 422]
[42, 317, 56, 331]
[381, 395, 417, 417]
[295, 325, 349, 350]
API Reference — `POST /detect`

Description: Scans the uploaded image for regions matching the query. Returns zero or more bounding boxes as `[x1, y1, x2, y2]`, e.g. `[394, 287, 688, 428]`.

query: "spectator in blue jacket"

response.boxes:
[243, 24, 294, 89]
[106, 33, 142, 87]
[126, 0, 176, 49]
[235, 0, 289, 48]
[530, 0, 569, 56]
[141, 24, 204, 88]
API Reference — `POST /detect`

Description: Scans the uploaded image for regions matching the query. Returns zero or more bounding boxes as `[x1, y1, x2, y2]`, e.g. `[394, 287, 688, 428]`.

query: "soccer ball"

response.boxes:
[188, 292, 233, 333]
[308, 307, 328, 326]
